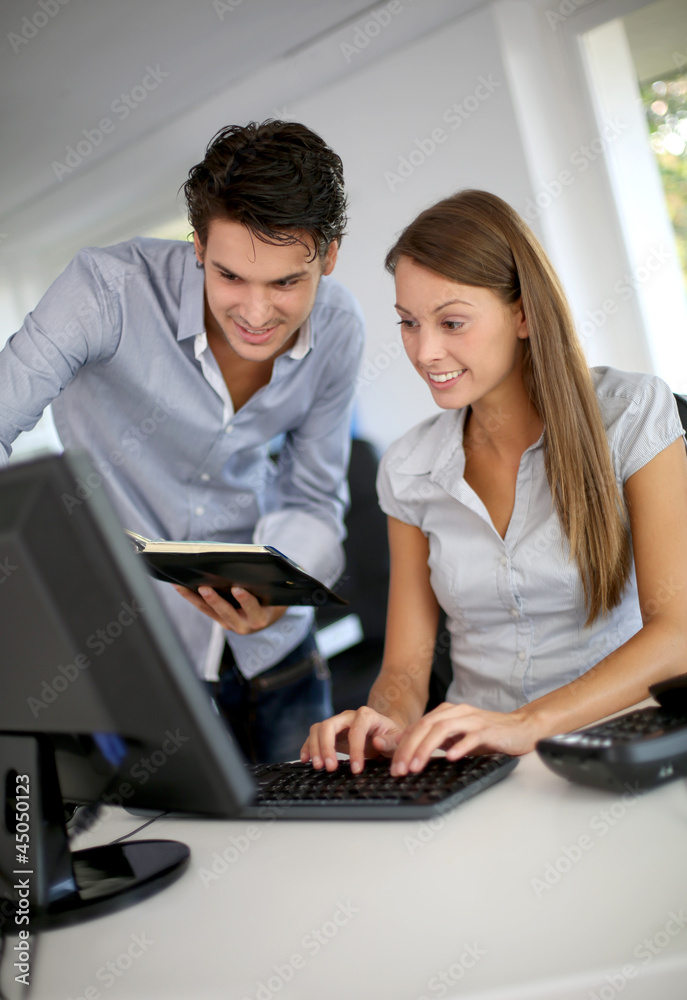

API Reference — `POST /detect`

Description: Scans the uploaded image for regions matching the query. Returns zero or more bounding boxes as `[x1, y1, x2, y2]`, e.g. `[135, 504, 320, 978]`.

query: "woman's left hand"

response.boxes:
[389, 701, 541, 775]
[173, 584, 287, 635]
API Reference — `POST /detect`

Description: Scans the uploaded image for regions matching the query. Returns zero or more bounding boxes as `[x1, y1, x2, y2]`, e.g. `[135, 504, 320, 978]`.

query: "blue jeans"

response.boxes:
[209, 632, 332, 764]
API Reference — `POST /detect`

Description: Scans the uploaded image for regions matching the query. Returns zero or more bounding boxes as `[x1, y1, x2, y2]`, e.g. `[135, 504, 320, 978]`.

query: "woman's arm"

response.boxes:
[367, 516, 440, 728]
[300, 515, 440, 771]
[526, 434, 687, 733]
[389, 436, 687, 774]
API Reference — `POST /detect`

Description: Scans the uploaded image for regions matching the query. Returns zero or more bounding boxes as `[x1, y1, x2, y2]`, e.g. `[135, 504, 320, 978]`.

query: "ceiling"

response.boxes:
[1, 0, 495, 261]
[0, 0, 682, 258]
[0, 0, 377, 223]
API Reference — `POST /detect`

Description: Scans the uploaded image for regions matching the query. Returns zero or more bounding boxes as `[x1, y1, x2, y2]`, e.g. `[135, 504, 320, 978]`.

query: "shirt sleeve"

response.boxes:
[376, 446, 422, 527]
[252, 309, 365, 588]
[0, 249, 120, 464]
[610, 374, 685, 484]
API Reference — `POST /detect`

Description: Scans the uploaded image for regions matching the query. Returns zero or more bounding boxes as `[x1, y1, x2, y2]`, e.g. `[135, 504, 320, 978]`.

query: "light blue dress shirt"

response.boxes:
[0, 238, 365, 678]
[377, 367, 685, 712]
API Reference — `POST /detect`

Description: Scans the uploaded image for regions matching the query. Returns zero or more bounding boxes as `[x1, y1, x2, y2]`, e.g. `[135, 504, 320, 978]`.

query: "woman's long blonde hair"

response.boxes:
[385, 189, 631, 626]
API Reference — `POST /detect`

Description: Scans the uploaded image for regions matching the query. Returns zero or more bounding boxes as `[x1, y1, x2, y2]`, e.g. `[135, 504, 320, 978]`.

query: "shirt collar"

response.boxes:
[288, 316, 311, 360]
[395, 409, 467, 477]
[178, 248, 206, 342]
[396, 406, 544, 479]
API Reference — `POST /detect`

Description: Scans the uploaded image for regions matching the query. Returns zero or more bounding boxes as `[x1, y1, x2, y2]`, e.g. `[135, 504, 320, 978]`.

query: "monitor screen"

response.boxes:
[0, 450, 255, 927]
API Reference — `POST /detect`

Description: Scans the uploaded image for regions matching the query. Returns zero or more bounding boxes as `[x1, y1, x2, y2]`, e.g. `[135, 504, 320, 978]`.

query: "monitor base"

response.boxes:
[43, 838, 190, 929]
[1, 733, 190, 930]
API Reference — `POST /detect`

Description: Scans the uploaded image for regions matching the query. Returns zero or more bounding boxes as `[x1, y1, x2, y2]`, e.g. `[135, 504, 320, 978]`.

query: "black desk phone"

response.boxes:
[536, 673, 687, 792]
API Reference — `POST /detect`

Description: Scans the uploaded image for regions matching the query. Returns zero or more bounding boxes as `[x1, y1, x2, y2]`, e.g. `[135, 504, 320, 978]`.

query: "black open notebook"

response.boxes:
[125, 530, 348, 608]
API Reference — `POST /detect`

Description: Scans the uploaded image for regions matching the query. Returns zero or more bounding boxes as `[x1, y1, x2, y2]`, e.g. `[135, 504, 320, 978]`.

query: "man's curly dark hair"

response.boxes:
[183, 120, 347, 261]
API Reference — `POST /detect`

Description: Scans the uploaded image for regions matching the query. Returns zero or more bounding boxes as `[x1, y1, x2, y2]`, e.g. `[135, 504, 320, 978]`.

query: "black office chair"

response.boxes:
[317, 438, 390, 713]
[674, 392, 687, 434]
[319, 437, 453, 713]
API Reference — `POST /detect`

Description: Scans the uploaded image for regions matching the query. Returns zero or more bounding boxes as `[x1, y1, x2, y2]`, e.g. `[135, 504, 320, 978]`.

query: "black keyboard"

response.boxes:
[536, 706, 687, 792]
[242, 754, 518, 820]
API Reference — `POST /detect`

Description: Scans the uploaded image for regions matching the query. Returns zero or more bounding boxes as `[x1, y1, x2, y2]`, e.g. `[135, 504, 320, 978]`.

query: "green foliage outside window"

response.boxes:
[641, 70, 687, 288]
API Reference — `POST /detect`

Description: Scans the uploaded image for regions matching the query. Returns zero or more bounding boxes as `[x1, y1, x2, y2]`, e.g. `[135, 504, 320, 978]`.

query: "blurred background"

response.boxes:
[1, 0, 686, 461]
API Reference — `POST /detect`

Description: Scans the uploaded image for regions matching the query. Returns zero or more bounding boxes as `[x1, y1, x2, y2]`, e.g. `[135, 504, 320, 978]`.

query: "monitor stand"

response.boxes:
[0, 734, 190, 930]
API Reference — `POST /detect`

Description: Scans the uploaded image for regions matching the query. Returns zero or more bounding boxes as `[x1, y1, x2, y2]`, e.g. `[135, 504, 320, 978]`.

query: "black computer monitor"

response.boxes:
[0, 450, 254, 929]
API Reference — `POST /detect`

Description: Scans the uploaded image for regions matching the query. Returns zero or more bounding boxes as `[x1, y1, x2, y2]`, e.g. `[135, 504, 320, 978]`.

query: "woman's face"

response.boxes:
[393, 256, 529, 411]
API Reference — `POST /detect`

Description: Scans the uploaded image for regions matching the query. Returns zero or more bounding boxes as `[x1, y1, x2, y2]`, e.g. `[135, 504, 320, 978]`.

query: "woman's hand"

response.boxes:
[173, 584, 287, 635]
[389, 702, 540, 775]
[300, 707, 405, 774]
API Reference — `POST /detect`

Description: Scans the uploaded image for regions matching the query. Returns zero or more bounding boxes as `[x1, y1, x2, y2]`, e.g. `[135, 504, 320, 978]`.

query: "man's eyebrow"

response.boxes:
[211, 261, 309, 282]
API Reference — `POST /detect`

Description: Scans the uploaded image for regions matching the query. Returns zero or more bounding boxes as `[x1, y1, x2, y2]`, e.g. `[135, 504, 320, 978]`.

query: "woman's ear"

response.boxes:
[513, 299, 529, 340]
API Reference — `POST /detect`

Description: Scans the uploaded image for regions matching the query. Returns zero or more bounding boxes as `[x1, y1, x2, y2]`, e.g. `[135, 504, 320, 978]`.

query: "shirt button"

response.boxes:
[224, 424, 233, 435]
[500, 556, 508, 567]
[194, 505, 205, 516]
[510, 608, 518, 619]
[200, 473, 210, 482]
[518, 651, 526, 661]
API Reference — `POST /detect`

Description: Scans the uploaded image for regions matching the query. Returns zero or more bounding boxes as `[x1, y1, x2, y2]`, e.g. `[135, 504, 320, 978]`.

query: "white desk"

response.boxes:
[6, 748, 687, 1000]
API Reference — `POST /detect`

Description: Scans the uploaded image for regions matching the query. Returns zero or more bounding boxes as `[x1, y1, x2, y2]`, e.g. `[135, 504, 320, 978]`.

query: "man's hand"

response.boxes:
[173, 584, 287, 635]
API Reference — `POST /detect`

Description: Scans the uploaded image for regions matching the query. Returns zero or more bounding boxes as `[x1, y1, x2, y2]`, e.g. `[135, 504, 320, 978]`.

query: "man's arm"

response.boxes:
[254, 312, 365, 587]
[0, 250, 118, 463]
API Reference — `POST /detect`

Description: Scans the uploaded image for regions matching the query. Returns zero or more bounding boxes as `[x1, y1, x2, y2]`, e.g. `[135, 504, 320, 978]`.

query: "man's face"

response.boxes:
[194, 218, 337, 362]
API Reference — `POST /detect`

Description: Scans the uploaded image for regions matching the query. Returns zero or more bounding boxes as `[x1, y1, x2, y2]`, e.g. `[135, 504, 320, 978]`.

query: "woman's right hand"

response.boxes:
[300, 707, 405, 774]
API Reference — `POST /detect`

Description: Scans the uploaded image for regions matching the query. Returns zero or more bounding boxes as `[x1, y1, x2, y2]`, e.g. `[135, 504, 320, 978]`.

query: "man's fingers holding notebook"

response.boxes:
[173, 584, 287, 634]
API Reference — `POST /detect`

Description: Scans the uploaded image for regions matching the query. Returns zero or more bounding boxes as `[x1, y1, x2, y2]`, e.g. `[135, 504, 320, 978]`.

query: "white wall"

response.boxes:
[3, 0, 684, 459]
[293, 2, 535, 450]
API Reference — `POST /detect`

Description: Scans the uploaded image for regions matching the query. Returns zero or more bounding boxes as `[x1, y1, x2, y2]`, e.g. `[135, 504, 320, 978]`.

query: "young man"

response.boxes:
[0, 120, 365, 763]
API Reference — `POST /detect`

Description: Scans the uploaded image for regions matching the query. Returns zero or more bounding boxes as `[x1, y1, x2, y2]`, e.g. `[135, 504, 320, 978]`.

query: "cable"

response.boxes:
[108, 812, 168, 845]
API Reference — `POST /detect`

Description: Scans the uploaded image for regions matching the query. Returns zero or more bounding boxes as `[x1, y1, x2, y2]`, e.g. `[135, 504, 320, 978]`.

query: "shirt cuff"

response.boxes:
[226, 605, 315, 679]
[253, 510, 344, 588]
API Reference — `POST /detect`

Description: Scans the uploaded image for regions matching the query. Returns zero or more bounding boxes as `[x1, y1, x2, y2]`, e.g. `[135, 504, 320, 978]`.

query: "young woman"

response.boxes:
[301, 189, 687, 776]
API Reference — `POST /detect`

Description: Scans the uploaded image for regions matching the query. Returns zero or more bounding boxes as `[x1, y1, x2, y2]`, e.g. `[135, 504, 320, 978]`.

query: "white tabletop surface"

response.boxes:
[5, 745, 687, 1000]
